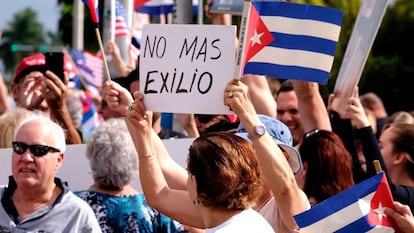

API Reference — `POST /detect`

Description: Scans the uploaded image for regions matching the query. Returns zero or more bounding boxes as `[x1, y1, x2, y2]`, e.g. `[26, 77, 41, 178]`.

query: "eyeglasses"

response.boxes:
[12, 141, 60, 157]
[304, 129, 326, 140]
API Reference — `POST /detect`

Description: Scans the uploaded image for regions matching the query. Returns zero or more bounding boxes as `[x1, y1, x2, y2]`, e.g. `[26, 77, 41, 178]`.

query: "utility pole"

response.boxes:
[174, 0, 193, 24]
[73, 0, 84, 50]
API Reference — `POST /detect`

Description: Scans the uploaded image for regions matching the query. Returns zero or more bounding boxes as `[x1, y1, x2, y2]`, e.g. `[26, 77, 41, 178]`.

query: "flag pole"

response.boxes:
[233, 0, 251, 85]
[374, 160, 383, 174]
[95, 28, 112, 83]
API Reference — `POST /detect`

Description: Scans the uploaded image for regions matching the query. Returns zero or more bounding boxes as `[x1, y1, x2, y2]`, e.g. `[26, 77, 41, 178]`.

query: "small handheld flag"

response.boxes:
[83, 0, 100, 28]
[238, 1, 343, 84]
[294, 172, 397, 232]
[82, 0, 112, 82]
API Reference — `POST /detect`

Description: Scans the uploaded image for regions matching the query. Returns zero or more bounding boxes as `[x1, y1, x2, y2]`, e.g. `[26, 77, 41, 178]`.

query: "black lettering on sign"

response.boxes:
[143, 35, 167, 58]
[143, 69, 213, 95]
[179, 37, 222, 62]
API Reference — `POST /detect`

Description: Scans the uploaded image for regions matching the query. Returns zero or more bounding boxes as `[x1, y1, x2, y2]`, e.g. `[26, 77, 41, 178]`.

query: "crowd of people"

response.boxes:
[1, 1, 414, 233]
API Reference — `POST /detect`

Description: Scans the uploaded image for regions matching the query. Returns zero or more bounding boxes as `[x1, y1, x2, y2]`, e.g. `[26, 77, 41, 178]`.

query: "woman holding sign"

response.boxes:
[124, 94, 274, 232]
[105, 79, 309, 232]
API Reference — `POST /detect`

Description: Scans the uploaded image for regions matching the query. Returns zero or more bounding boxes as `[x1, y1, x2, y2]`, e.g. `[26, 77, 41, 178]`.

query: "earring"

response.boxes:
[192, 199, 200, 206]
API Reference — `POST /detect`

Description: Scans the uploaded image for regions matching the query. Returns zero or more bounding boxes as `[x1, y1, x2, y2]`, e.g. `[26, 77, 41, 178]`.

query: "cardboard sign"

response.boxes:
[333, 0, 389, 113]
[140, 24, 236, 114]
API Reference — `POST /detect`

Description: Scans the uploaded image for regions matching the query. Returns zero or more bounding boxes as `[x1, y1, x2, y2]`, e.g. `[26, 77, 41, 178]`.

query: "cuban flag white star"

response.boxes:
[374, 202, 386, 221]
[250, 30, 264, 47]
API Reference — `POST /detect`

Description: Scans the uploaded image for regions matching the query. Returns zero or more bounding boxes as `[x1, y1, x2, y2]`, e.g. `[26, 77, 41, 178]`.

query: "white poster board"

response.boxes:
[0, 139, 193, 192]
[140, 24, 236, 114]
[333, 0, 389, 113]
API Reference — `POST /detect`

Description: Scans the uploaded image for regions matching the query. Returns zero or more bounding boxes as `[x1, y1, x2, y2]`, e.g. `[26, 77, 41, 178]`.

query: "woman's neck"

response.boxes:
[89, 183, 139, 196]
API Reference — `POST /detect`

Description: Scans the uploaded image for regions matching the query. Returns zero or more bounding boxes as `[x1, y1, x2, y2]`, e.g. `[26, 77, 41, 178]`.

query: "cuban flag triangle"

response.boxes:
[294, 172, 397, 232]
[82, 0, 100, 28]
[240, 1, 343, 84]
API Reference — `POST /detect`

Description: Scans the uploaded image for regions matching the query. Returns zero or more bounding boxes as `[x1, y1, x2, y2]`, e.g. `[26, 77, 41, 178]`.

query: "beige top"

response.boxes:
[257, 190, 310, 233]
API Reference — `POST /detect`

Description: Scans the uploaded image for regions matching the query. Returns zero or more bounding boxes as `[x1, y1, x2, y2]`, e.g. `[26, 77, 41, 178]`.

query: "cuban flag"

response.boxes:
[241, 1, 343, 84]
[80, 90, 101, 139]
[294, 172, 397, 232]
[82, 0, 100, 28]
[134, 0, 150, 10]
[135, 0, 174, 15]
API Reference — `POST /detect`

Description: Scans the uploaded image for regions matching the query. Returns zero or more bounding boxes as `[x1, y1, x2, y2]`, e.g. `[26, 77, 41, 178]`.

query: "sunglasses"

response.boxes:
[12, 141, 60, 157]
[304, 129, 320, 139]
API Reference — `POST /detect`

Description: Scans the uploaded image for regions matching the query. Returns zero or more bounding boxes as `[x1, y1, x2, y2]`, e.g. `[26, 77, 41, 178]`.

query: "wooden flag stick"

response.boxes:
[233, 0, 251, 82]
[373, 160, 383, 174]
[95, 28, 112, 83]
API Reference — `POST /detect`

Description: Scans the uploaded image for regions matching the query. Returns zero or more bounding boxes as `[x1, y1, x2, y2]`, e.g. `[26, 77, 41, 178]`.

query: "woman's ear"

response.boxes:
[395, 152, 411, 165]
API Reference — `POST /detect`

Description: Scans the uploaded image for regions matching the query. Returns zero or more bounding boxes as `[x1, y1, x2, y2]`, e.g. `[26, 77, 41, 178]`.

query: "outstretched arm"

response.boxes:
[124, 93, 204, 227]
[292, 80, 331, 132]
[0, 73, 11, 114]
[225, 80, 309, 231]
[104, 81, 189, 190]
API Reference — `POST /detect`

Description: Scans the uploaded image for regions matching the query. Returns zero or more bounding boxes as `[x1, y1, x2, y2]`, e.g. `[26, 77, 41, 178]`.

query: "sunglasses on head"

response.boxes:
[12, 141, 60, 157]
[304, 129, 327, 140]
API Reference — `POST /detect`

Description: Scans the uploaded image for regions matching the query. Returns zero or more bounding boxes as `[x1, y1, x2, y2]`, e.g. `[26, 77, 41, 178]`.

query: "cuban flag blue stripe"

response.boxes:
[295, 173, 382, 227]
[244, 62, 329, 83]
[253, 1, 343, 26]
[269, 32, 339, 55]
[136, 5, 174, 14]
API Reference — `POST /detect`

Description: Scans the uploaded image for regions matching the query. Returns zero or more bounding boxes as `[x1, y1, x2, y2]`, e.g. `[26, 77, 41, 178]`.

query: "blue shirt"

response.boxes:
[75, 190, 185, 233]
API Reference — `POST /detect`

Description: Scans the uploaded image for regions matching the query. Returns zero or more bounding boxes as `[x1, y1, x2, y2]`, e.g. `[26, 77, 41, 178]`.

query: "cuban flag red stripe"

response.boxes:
[294, 172, 397, 232]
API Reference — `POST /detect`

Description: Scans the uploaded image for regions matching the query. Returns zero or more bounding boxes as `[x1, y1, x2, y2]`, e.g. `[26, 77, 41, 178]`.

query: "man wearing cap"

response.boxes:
[224, 80, 310, 233]
[10, 53, 81, 144]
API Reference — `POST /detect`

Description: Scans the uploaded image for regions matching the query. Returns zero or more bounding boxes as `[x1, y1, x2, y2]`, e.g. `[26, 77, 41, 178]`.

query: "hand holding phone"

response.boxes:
[44, 52, 65, 82]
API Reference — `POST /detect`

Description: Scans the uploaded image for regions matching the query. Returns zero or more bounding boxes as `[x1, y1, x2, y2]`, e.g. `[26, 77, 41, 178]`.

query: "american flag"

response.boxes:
[115, 0, 131, 38]
[68, 48, 103, 88]
[115, 0, 140, 66]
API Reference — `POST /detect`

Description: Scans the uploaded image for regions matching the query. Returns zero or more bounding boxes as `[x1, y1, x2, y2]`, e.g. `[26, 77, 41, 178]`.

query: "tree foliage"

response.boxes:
[0, 8, 46, 75]
[359, 0, 414, 113]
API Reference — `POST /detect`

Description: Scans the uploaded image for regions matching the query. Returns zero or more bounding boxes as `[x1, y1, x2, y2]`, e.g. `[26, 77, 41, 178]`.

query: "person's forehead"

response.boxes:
[277, 93, 299, 109]
[20, 70, 44, 81]
[16, 121, 50, 141]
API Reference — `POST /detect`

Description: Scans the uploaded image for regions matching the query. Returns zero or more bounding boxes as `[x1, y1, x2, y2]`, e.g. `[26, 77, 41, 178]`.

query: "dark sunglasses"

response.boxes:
[12, 141, 60, 157]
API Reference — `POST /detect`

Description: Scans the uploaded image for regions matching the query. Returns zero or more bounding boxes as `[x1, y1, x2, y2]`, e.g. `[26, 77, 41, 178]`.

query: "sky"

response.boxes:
[0, 0, 61, 34]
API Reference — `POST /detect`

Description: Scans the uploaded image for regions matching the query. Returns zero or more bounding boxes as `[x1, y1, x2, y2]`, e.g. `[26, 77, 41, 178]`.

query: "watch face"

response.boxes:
[255, 124, 266, 136]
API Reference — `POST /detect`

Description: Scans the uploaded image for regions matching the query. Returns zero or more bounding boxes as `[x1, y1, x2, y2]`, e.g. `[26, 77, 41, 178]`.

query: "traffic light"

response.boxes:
[39, 45, 47, 53]
[10, 44, 19, 52]
[10, 43, 35, 52]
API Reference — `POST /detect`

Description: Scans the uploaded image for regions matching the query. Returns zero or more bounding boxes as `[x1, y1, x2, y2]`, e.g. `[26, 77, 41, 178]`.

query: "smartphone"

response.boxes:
[44, 52, 64, 82]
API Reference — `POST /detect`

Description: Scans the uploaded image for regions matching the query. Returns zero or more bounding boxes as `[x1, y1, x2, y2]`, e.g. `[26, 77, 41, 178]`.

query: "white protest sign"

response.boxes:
[0, 139, 193, 191]
[333, 0, 389, 113]
[140, 24, 236, 114]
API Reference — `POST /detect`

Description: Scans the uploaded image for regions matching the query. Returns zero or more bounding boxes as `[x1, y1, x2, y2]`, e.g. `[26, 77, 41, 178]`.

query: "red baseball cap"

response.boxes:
[13, 53, 45, 83]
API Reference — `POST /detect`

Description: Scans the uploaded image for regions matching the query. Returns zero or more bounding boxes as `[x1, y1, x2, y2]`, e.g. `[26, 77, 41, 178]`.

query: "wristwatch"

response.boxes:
[250, 123, 266, 140]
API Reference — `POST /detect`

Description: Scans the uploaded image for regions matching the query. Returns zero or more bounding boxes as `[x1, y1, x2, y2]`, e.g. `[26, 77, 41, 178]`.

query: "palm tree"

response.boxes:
[0, 8, 46, 75]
